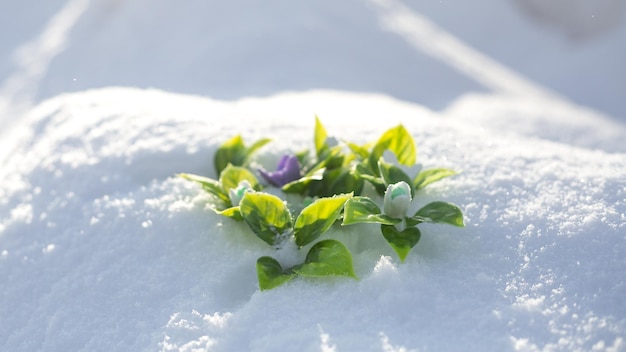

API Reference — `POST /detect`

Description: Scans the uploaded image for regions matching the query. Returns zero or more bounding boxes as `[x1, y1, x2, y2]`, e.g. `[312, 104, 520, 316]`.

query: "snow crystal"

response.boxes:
[318, 326, 337, 352]
[41, 243, 56, 254]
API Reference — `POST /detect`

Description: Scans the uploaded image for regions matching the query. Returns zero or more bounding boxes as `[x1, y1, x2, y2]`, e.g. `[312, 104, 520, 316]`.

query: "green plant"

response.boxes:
[180, 117, 464, 290]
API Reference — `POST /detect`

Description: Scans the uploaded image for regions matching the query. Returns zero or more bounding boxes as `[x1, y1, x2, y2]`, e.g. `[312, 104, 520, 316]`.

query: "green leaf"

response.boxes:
[216, 206, 243, 221]
[381, 224, 421, 262]
[355, 159, 374, 176]
[378, 158, 414, 197]
[342, 197, 400, 226]
[294, 240, 357, 278]
[295, 149, 310, 167]
[294, 193, 353, 247]
[214, 135, 271, 176]
[178, 173, 229, 203]
[347, 142, 370, 159]
[412, 201, 465, 227]
[414, 168, 457, 190]
[214, 135, 246, 176]
[328, 169, 364, 196]
[355, 162, 386, 195]
[321, 147, 345, 169]
[310, 167, 363, 197]
[256, 256, 296, 291]
[239, 192, 293, 246]
[219, 164, 260, 193]
[369, 125, 417, 174]
[405, 216, 422, 227]
[245, 138, 272, 164]
[314, 116, 328, 157]
[282, 168, 325, 194]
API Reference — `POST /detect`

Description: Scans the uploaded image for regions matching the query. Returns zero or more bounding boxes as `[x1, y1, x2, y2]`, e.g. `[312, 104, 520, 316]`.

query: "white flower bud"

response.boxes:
[229, 180, 253, 206]
[383, 181, 412, 219]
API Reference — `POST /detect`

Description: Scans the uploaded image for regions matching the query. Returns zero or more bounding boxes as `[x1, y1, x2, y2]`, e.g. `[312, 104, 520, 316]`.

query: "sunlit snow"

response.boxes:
[1, 1, 625, 351]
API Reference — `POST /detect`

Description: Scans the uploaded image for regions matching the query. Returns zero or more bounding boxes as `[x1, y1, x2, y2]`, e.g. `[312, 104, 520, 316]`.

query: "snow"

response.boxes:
[2, 0, 625, 121]
[1, 88, 625, 351]
[1, 0, 626, 351]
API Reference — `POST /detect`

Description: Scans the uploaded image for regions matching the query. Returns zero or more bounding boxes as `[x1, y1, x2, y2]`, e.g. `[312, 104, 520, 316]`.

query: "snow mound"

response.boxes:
[1, 88, 625, 351]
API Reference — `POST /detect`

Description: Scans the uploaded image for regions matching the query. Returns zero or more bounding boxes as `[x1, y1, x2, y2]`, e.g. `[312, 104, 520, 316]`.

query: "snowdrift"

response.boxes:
[1, 88, 624, 351]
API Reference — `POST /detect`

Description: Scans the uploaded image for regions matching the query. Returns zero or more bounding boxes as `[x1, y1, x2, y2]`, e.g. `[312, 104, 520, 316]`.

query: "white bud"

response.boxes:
[229, 180, 253, 206]
[383, 181, 412, 219]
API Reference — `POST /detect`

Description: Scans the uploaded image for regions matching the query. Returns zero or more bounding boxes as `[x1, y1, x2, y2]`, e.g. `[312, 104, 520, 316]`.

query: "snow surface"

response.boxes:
[2, 0, 626, 351]
[1, 87, 625, 351]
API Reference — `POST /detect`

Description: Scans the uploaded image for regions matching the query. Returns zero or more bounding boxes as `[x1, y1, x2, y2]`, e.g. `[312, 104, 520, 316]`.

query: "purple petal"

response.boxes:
[258, 155, 301, 187]
[276, 155, 290, 170]
[258, 168, 280, 187]
[281, 155, 301, 182]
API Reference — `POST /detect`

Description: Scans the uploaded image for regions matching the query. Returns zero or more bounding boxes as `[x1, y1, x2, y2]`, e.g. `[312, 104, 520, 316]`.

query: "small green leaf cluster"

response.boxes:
[179, 117, 464, 290]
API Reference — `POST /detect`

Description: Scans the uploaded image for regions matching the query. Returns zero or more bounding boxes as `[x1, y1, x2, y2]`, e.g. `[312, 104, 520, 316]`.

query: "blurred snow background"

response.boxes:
[1, 0, 625, 125]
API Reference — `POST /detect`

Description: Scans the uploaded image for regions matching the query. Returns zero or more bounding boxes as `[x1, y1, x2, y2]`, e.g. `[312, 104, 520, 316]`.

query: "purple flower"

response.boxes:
[259, 155, 301, 187]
